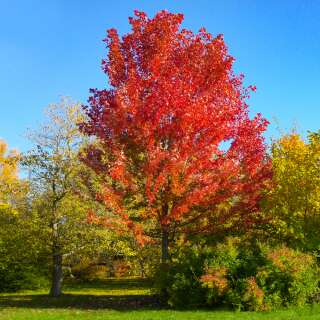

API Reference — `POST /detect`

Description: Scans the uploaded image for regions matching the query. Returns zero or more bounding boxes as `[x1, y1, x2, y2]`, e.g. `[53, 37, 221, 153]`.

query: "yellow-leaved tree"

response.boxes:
[0, 139, 38, 292]
[264, 131, 320, 252]
[0, 139, 20, 208]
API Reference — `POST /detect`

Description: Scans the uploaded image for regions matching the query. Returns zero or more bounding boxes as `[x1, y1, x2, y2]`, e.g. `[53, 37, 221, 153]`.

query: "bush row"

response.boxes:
[156, 237, 319, 310]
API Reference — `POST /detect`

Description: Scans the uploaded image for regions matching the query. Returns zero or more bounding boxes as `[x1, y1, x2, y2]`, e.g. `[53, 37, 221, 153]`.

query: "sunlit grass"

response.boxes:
[0, 278, 319, 320]
[1, 306, 320, 320]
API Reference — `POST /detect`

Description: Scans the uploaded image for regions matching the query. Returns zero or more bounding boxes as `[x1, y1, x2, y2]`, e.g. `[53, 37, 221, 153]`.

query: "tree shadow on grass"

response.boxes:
[0, 293, 161, 310]
[0, 279, 162, 311]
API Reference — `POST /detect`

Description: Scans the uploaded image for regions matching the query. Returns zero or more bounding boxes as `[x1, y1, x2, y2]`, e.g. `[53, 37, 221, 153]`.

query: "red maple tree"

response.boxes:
[80, 10, 270, 263]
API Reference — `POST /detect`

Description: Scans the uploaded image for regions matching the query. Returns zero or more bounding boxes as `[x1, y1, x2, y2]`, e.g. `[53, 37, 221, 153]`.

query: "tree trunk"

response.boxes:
[138, 258, 146, 278]
[50, 251, 63, 297]
[50, 217, 63, 297]
[161, 202, 170, 264]
[107, 256, 115, 277]
[159, 203, 170, 302]
[160, 226, 170, 303]
[161, 228, 169, 264]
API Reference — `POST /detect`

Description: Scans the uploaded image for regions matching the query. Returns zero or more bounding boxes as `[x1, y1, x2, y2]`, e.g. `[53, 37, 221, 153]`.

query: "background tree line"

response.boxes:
[1, 96, 319, 308]
[0, 98, 156, 297]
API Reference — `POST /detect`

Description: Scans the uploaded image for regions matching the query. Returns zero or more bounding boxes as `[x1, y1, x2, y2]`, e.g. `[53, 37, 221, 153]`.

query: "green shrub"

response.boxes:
[257, 246, 319, 308]
[155, 243, 209, 308]
[0, 264, 49, 292]
[157, 237, 319, 311]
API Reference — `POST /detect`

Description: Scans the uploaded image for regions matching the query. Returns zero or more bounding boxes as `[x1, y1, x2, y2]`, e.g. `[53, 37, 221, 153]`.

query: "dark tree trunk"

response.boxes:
[50, 251, 63, 297]
[50, 217, 63, 297]
[161, 228, 169, 264]
[160, 227, 170, 304]
[138, 258, 146, 278]
[159, 203, 170, 303]
[107, 257, 115, 277]
[161, 202, 170, 264]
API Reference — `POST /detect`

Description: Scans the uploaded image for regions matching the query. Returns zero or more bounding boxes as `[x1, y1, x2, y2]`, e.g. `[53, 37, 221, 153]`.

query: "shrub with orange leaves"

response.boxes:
[242, 277, 265, 311]
[201, 267, 228, 293]
[256, 246, 319, 307]
[156, 236, 319, 310]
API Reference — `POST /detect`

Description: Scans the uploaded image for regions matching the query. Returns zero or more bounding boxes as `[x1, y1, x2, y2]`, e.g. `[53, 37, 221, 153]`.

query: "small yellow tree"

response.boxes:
[265, 131, 320, 251]
[0, 140, 22, 209]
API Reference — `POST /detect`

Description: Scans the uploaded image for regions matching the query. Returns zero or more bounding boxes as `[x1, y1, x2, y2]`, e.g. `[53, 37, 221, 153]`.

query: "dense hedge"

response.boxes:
[0, 264, 49, 292]
[156, 237, 319, 310]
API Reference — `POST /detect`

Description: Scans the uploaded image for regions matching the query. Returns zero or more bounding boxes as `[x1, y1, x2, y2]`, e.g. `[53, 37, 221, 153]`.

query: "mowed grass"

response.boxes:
[0, 278, 320, 320]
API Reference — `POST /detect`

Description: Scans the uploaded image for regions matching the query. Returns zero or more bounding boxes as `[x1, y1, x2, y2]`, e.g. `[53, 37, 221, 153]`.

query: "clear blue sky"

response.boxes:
[1, 0, 320, 152]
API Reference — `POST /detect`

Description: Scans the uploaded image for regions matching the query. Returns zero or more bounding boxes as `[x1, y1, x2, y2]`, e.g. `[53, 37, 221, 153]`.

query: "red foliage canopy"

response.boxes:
[81, 10, 270, 244]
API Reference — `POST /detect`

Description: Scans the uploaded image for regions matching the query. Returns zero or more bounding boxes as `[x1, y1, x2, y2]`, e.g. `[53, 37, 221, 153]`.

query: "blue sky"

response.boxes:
[1, 0, 320, 152]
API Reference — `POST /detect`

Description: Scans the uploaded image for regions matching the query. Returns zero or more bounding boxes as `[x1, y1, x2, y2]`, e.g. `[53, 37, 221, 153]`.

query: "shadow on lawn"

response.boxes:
[0, 278, 161, 310]
[0, 293, 161, 310]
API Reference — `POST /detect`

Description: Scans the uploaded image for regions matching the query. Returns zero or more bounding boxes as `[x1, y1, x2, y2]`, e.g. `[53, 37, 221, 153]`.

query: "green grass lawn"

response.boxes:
[0, 278, 319, 320]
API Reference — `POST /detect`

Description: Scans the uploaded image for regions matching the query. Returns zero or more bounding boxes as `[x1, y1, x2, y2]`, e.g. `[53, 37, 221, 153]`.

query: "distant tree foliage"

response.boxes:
[264, 131, 320, 252]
